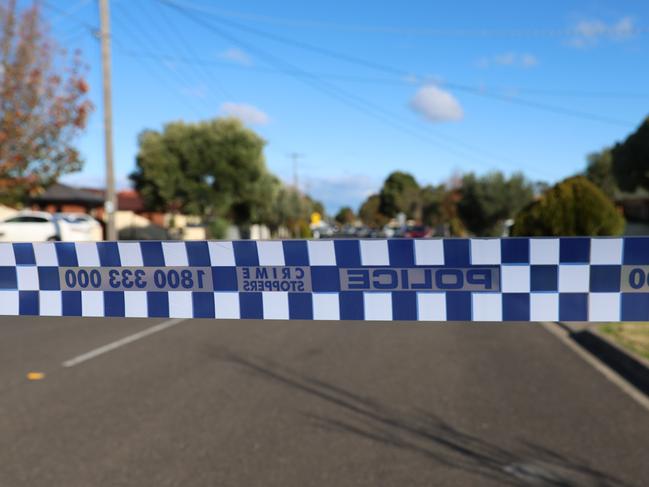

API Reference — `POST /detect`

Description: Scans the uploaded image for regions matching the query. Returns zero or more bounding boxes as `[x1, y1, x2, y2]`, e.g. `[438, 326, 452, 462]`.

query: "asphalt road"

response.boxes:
[0, 317, 648, 487]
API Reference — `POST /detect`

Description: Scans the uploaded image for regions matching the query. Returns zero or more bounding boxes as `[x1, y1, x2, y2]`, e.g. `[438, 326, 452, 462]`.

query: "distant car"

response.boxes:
[403, 225, 433, 238]
[0, 211, 101, 242]
[383, 225, 396, 238]
[355, 226, 372, 238]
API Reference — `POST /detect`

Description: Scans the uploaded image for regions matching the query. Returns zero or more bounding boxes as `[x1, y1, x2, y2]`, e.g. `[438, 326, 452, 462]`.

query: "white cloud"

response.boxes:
[218, 47, 252, 66]
[520, 53, 539, 67]
[494, 52, 516, 66]
[574, 19, 607, 39]
[611, 17, 636, 39]
[476, 52, 538, 69]
[569, 16, 637, 47]
[220, 102, 270, 125]
[408, 85, 463, 123]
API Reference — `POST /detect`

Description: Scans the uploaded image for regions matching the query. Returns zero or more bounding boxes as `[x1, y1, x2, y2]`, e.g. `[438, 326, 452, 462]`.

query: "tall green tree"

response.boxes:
[511, 176, 624, 236]
[247, 172, 282, 227]
[585, 148, 617, 199]
[131, 118, 270, 231]
[335, 206, 355, 225]
[358, 194, 388, 228]
[612, 117, 649, 193]
[379, 171, 421, 218]
[457, 171, 534, 236]
[0, 0, 92, 204]
[268, 185, 320, 237]
[420, 184, 446, 226]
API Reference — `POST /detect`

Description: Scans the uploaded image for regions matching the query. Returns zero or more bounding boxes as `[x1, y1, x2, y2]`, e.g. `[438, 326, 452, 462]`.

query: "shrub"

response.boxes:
[511, 176, 624, 236]
[208, 217, 230, 239]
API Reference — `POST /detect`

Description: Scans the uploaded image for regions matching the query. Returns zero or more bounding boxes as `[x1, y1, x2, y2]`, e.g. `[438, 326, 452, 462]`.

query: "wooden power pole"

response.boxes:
[99, 0, 116, 240]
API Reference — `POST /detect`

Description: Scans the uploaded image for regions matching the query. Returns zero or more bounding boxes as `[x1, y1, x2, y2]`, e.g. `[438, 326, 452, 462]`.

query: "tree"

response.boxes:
[307, 197, 325, 218]
[611, 117, 649, 193]
[418, 183, 466, 235]
[358, 194, 388, 228]
[268, 185, 319, 237]
[247, 171, 282, 228]
[335, 206, 355, 225]
[511, 176, 624, 237]
[585, 148, 617, 199]
[420, 184, 446, 226]
[379, 171, 421, 219]
[131, 118, 271, 232]
[457, 171, 534, 236]
[0, 0, 92, 204]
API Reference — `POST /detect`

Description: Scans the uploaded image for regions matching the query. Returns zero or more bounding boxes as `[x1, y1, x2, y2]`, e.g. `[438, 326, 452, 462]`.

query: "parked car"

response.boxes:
[56, 213, 103, 241]
[403, 225, 433, 238]
[0, 211, 101, 242]
[0, 211, 60, 242]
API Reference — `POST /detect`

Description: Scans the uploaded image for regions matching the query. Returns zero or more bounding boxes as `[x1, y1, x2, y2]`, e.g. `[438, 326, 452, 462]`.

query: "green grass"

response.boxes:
[599, 323, 649, 361]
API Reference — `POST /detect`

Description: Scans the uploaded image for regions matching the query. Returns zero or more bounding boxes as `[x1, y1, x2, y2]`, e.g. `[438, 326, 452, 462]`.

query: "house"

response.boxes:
[25, 183, 277, 240]
[28, 183, 104, 215]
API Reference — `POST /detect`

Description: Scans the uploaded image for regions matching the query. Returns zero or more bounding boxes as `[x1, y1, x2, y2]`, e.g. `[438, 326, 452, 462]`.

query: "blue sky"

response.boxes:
[44, 0, 648, 213]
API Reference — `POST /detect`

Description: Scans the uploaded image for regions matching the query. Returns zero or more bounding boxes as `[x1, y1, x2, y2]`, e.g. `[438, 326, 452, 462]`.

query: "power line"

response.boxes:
[58, 24, 92, 45]
[124, 1, 207, 96]
[160, 3, 487, 161]
[48, 0, 92, 26]
[41, 1, 100, 52]
[46, 0, 639, 126]
[45, 0, 643, 127]
[161, 0, 635, 127]
[114, 48, 649, 100]
[160, 1, 555, 179]
[145, 0, 231, 99]
[442, 81, 633, 126]
[155, 1, 649, 39]
[111, 3, 206, 118]
[43, 1, 210, 117]
[493, 87, 649, 99]
[46, 0, 647, 103]
[42, 0, 97, 33]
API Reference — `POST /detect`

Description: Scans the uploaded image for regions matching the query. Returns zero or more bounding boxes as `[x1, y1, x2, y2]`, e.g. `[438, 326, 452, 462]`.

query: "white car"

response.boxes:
[0, 211, 102, 242]
[56, 213, 103, 241]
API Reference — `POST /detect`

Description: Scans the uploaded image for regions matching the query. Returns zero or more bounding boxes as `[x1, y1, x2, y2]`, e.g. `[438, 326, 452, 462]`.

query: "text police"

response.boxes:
[340, 267, 500, 292]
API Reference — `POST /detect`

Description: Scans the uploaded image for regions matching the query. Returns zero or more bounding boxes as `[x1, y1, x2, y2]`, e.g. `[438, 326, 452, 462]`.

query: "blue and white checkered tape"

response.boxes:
[0, 238, 648, 321]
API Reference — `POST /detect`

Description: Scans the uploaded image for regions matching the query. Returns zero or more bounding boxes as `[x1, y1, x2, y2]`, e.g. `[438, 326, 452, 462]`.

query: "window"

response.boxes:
[5, 216, 49, 223]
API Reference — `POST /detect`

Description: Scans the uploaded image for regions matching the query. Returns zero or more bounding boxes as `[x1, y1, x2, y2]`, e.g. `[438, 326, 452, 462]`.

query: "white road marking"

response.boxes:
[541, 321, 649, 412]
[62, 318, 187, 368]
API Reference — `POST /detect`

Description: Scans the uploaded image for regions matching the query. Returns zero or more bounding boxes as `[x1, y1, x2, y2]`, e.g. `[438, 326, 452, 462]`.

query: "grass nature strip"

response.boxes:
[599, 323, 649, 361]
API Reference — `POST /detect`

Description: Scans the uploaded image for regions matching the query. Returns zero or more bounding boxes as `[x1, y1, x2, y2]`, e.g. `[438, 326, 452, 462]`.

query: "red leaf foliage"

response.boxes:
[0, 0, 94, 203]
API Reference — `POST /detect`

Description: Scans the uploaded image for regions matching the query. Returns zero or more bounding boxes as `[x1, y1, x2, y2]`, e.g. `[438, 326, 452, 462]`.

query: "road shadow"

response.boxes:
[207, 347, 633, 487]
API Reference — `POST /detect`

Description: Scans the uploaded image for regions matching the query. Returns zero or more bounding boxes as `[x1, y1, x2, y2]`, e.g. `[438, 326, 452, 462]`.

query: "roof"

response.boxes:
[29, 184, 152, 212]
[30, 183, 104, 206]
[117, 190, 146, 212]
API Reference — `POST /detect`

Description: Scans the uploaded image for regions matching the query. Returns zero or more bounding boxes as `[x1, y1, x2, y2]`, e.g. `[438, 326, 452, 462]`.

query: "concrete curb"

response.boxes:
[563, 324, 649, 397]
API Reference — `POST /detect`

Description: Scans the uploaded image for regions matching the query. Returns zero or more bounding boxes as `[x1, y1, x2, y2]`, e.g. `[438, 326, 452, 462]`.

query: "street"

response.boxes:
[0, 317, 648, 487]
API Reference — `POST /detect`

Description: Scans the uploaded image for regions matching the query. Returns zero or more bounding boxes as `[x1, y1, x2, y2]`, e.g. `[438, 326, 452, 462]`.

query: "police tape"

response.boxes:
[0, 238, 647, 321]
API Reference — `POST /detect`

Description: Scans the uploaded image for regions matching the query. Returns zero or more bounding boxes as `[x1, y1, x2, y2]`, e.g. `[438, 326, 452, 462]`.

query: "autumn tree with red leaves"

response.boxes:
[0, 0, 93, 204]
